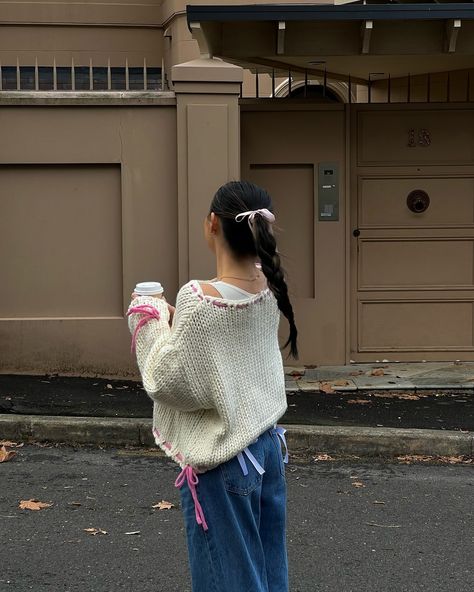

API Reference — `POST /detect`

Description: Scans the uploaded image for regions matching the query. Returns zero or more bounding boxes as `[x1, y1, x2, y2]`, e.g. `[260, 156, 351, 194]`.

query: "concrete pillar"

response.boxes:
[172, 58, 243, 284]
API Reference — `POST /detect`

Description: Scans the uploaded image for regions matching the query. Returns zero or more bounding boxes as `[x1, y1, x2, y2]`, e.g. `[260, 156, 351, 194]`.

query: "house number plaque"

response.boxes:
[408, 128, 432, 147]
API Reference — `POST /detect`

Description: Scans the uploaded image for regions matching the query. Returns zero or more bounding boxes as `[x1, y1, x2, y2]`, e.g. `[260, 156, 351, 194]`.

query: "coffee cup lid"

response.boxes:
[135, 281, 163, 295]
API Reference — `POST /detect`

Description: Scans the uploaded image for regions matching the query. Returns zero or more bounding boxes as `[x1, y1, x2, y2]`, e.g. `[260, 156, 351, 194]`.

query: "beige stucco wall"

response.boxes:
[0, 25, 164, 68]
[0, 101, 178, 377]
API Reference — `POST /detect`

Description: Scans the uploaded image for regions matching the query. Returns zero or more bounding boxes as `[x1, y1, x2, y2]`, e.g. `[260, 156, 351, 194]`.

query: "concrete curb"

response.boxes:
[0, 415, 154, 448]
[1, 414, 473, 458]
[286, 424, 473, 457]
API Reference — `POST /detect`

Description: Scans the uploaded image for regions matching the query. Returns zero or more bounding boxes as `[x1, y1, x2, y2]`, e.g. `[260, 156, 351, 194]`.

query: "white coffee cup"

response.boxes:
[134, 281, 164, 298]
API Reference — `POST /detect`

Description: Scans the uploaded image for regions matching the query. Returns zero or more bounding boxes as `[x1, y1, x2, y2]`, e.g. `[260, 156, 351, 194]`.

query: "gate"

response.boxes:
[241, 99, 474, 365]
[351, 103, 474, 362]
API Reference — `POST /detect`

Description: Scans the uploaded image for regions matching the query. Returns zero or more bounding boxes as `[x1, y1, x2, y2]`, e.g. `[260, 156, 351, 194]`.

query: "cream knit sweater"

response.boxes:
[127, 280, 287, 472]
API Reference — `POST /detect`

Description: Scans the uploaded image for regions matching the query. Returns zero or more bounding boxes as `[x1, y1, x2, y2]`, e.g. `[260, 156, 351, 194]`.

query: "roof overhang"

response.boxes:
[187, 3, 474, 83]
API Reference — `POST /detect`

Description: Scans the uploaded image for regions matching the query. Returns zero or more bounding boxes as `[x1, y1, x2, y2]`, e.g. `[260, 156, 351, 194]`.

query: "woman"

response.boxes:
[127, 180, 298, 592]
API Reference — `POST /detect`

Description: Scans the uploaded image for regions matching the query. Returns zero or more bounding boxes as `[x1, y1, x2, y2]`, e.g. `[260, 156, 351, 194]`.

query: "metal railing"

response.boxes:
[0, 59, 167, 92]
[242, 67, 473, 104]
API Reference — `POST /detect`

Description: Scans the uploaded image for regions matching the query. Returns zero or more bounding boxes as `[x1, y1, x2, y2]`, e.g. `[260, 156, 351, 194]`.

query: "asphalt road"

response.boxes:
[1, 445, 473, 592]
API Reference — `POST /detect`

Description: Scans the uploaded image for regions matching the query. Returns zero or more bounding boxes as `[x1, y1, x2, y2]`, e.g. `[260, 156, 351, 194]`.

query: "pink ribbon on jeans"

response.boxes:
[175, 465, 209, 531]
[126, 304, 161, 353]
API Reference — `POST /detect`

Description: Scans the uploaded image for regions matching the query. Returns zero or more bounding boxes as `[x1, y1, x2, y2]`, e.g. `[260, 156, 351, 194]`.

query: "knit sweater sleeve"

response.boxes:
[127, 284, 203, 412]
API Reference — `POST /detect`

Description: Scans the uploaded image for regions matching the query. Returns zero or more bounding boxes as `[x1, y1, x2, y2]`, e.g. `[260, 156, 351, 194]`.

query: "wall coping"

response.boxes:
[0, 91, 176, 106]
[172, 58, 243, 84]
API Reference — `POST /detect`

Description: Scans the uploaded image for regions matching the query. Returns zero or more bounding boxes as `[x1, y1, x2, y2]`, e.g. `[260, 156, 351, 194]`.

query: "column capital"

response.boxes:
[172, 58, 243, 94]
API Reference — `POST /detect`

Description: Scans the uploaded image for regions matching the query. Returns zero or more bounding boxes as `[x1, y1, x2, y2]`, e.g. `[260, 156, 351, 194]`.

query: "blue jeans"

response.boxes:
[179, 427, 288, 592]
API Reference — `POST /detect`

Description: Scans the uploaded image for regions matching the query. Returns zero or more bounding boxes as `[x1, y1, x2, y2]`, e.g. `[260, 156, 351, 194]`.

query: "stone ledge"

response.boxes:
[0, 91, 176, 106]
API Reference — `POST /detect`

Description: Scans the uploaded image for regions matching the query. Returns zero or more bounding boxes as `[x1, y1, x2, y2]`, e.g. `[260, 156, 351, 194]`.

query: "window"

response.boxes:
[57, 67, 72, 90]
[20, 66, 35, 90]
[92, 67, 108, 90]
[0, 65, 163, 91]
[147, 68, 162, 91]
[111, 67, 125, 90]
[1, 66, 17, 90]
[288, 83, 341, 102]
[38, 67, 53, 90]
[74, 67, 90, 90]
[128, 67, 144, 90]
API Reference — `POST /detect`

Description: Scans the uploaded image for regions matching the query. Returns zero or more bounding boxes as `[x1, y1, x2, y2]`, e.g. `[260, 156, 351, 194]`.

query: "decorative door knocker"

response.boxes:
[407, 190, 430, 213]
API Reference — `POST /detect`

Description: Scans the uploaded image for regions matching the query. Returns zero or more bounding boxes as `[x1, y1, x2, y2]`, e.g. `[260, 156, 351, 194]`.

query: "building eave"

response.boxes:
[187, 3, 474, 27]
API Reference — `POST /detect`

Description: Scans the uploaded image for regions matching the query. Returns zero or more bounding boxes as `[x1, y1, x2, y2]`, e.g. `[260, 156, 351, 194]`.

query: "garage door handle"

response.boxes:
[353, 229, 360, 237]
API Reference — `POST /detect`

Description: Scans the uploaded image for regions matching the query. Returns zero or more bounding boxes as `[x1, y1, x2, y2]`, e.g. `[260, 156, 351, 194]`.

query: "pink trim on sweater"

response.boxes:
[127, 304, 161, 352]
[175, 465, 209, 531]
[190, 281, 269, 309]
[212, 300, 228, 308]
[152, 428, 186, 465]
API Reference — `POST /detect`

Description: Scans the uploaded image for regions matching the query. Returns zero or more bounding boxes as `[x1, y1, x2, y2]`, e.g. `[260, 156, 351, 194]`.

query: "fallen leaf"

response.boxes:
[319, 382, 335, 394]
[441, 455, 474, 465]
[352, 481, 366, 488]
[19, 499, 53, 511]
[350, 370, 364, 376]
[314, 453, 334, 462]
[347, 399, 372, 405]
[397, 393, 420, 400]
[332, 379, 349, 387]
[0, 446, 17, 463]
[370, 368, 385, 376]
[0, 441, 24, 448]
[373, 500, 386, 505]
[288, 370, 304, 377]
[124, 531, 141, 535]
[84, 528, 107, 536]
[106, 383, 113, 389]
[152, 500, 175, 510]
[70, 502, 82, 507]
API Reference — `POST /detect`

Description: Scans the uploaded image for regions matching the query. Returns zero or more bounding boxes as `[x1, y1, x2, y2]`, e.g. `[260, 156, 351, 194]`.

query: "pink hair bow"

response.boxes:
[235, 208, 275, 228]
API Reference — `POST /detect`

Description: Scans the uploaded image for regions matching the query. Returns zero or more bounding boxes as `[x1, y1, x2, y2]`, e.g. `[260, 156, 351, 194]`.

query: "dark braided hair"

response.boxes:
[210, 180, 298, 359]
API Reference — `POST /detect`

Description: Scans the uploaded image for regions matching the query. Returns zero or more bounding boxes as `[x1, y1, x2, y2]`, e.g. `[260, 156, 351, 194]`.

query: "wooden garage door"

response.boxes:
[351, 105, 474, 361]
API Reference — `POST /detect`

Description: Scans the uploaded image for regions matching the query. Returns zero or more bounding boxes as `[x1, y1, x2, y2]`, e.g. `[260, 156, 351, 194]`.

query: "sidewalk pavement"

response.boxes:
[286, 361, 474, 392]
[1, 362, 474, 458]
